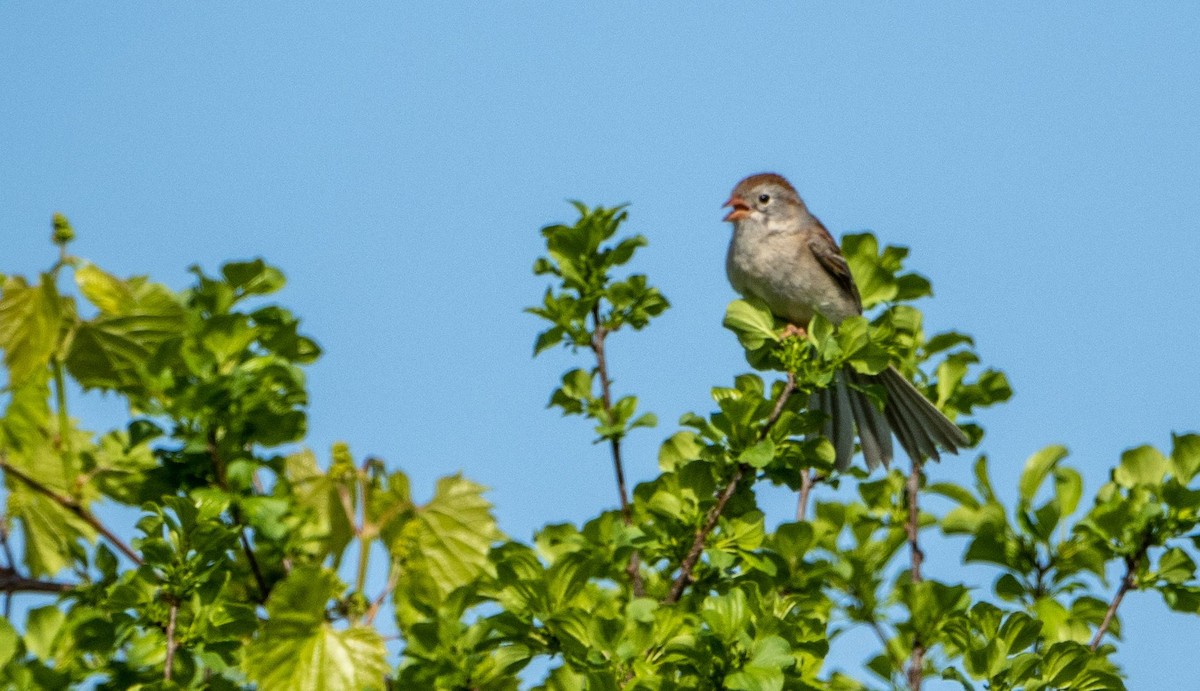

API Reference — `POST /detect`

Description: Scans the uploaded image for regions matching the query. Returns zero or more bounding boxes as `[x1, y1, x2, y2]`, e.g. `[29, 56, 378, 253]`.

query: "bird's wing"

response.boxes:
[805, 219, 863, 313]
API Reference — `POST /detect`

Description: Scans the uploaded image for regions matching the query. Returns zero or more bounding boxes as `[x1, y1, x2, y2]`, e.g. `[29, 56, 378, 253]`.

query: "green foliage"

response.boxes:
[0, 207, 1194, 690]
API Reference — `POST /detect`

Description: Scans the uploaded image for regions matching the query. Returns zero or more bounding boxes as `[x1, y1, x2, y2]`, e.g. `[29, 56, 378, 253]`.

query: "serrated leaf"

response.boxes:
[65, 272, 185, 392]
[284, 450, 355, 565]
[245, 567, 388, 691]
[384, 474, 503, 597]
[0, 275, 63, 385]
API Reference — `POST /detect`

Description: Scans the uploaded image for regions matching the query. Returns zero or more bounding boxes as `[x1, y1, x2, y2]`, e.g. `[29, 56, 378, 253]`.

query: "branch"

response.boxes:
[0, 566, 72, 594]
[796, 469, 826, 522]
[164, 597, 178, 682]
[664, 375, 797, 604]
[906, 457, 925, 691]
[590, 306, 646, 598]
[0, 458, 142, 566]
[1089, 530, 1152, 651]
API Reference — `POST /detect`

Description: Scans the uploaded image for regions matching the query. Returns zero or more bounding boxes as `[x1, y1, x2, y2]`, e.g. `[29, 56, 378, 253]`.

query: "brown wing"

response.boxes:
[806, 218, 863, 313]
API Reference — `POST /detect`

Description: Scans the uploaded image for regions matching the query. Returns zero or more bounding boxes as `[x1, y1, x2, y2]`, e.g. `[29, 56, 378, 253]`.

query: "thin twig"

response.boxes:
[590, 306, 646, 598]
[51, 359, 74, 478]
[0, 520, 15, 618]
[365, 559, 401, 626]
[237, 528, 269, 602]
[206, 433, 270, 602]
[906, 457, 925, 691]
[664, 375, 797, 604]
[0, 458, 142, 565]
[164, 598, 178, 682]
[1090, 530, 1152, 651]
[797, 468, 823, 521]
[867, 616, 905, 674]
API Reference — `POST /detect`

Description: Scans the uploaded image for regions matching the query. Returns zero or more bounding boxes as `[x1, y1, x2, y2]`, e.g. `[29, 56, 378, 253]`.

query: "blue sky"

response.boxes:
[3, 3, 1199, 687]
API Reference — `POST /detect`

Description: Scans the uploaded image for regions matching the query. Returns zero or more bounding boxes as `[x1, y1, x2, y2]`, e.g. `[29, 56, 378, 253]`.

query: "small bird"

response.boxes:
[723, 172, 968, 470]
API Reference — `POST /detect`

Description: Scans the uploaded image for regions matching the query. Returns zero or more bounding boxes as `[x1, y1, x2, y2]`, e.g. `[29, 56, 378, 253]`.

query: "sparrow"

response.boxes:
[723, 172, 968, 470]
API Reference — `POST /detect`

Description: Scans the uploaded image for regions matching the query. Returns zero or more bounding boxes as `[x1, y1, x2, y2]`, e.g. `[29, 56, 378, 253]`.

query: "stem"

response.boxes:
[906, 458, 925, 691]
[590, 305, 646, 598]
[356, 539, 372, 597]
[51, 359, 73, 475]
[0, 457, 142, 565]
[365, 559, 400, 626]
[664, 464, 748, 604]
[0, 520, 15, 617]
[590, 309, 632, 522]
[664, 376, 796, 604]
[1089, 531, 1152, 651]
[164, 598, 178, 682]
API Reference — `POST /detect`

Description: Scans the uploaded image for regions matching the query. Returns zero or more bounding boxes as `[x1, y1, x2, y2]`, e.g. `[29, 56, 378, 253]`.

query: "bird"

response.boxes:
[722, 172, 968, 471]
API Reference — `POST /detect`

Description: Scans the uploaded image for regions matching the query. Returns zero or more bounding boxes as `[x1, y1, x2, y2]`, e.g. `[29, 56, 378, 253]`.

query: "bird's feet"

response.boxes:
[782, 323, 808, 340]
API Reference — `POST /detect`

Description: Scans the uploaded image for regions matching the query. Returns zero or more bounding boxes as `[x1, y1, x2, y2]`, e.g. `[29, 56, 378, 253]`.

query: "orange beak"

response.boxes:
[723, 195, 751, 222]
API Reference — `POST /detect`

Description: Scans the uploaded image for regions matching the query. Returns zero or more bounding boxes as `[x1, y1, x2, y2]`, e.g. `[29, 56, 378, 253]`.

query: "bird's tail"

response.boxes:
[812, 366, 969, 471]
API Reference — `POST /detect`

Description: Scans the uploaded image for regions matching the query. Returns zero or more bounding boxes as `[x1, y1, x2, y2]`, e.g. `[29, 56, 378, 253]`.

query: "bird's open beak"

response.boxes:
[723, 195, 751, 222]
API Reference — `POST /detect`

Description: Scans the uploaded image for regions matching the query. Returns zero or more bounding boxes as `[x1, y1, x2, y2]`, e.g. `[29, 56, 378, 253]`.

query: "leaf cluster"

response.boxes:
[0, 207, 1195, 691]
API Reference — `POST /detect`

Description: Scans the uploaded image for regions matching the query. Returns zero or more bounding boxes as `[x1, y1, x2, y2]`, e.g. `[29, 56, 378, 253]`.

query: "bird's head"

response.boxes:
[723, 173, 806, 224]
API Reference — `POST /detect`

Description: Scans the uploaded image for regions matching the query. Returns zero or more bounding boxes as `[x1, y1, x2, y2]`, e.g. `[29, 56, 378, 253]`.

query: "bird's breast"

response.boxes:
[726, 226, 858, 326]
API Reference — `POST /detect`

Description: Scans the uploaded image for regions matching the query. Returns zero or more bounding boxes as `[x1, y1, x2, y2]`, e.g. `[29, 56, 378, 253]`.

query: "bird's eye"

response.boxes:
[758, 193, 771, 204]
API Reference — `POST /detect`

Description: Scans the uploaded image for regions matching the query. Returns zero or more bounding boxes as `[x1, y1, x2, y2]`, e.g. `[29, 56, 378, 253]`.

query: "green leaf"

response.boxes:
[725, 635, 792, 691]
[66, 271, 186, 392]
[244, 566, 388, 690]
[659, 431, 702, 471]
[1156, 547, 1196, 585]
[1113, 445, 1169, 488]
[1018, 445, 1068, 507]
[24, 606, 65, 661]
[994, 573, 1025, 601]
[0, 275, 63, 385]
[1171, 434, 1200, 483]
[701, 588, 750, 643]
[842, 234, 897, 308]
[1041, 641, 1089, 686]
[8, 484, 96, 578]
[738, 439, 776, 469]
[222, 258, 286, 297]
[723, 298, 779, 350]
[284, 450, 355, 564]
[384, 474, 503, 597]
[0, 617, 17, 668]
[1053, 466, 1084, 518]
[76, 264, 133, 313]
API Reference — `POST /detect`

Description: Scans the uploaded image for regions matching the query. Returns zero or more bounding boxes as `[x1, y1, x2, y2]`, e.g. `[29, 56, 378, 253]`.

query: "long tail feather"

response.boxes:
[845, 369, 894, 470]
[810, 365, 965, 471]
